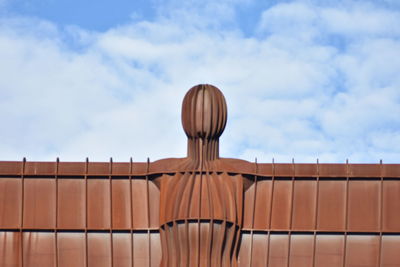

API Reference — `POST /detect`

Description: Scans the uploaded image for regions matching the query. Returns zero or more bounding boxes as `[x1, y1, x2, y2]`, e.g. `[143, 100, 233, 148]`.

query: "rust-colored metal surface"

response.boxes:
[1, 84, 400, 267]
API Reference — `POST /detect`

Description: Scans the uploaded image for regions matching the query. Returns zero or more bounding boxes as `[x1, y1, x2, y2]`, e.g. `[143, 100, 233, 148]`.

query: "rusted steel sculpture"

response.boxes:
[0, 84, 400, 267]
[155, 85, 251, 266]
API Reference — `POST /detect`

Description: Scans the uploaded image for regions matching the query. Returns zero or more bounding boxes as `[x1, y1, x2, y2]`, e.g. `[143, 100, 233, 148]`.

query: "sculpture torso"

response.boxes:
[158, 170, 245, 267]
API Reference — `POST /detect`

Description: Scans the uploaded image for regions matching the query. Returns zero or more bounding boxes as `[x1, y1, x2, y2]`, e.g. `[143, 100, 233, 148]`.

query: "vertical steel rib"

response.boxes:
[312, 159, 320, 267]
[249, 159, 258, 267]
[197, 87, 205, 267]
[85, 157, 89, 267]
[20, 157, 26, 267]
[55, 158, 59, 267]
[129, 157, 134, 267]
[378, 160, 383, 267]
[204, 172, 213, 267]
[146, 158, 151, 267]
[109, 158, 114, 267]
[266, 158, 275, 267]
[343, 159, 349, 267]
[287, 159, 296, 267]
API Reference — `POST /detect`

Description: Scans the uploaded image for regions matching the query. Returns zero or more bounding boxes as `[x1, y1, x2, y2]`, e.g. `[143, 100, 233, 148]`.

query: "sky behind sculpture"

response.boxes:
[0, 0, 399, 163]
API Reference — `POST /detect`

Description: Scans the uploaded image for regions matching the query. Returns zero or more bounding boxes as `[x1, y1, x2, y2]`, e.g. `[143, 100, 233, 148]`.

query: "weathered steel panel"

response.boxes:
[111, 180, 131, 229]
[270, 180, 293, 230]
[382, 180, 400, 232]
[0, 178, 21, 228]
[317, 180, 347, 231]
[58, 232, 85, 267]
[87, 179, 110, 229]
[23, 179, 55, 229]
[292, 180, 317, 230]
[57, 179, 85, 229]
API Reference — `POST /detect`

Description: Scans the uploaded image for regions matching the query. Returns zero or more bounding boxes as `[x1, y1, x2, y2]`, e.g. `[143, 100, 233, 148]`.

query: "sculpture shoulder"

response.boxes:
[148, 157, 257, 175]
[149, 157, 187, 174]
[215, 158, 256, 174]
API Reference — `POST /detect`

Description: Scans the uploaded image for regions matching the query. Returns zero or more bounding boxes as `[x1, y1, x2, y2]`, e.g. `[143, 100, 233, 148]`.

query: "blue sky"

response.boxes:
[2, 0, 156, 30]
[0, 0, 399, 163]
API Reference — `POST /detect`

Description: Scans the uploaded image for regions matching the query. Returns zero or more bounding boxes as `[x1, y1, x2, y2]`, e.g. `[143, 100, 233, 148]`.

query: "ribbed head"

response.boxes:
[182, 84, 227, 140]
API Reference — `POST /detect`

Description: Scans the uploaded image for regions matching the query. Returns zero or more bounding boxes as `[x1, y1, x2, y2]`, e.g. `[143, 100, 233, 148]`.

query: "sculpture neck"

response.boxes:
[187, 137, 219, 163]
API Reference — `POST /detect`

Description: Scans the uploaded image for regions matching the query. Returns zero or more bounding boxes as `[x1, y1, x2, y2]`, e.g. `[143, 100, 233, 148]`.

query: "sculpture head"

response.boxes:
[181, 84, 227, 140]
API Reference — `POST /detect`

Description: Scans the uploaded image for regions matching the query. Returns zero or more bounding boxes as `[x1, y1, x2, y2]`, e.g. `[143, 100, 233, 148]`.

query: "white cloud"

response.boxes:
[0, 1, 399, 163]
[321, 5, 400, 37]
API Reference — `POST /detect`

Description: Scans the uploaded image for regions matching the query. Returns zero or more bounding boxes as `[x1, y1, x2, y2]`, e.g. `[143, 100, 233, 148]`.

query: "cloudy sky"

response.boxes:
[0, 0, 399, 163]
